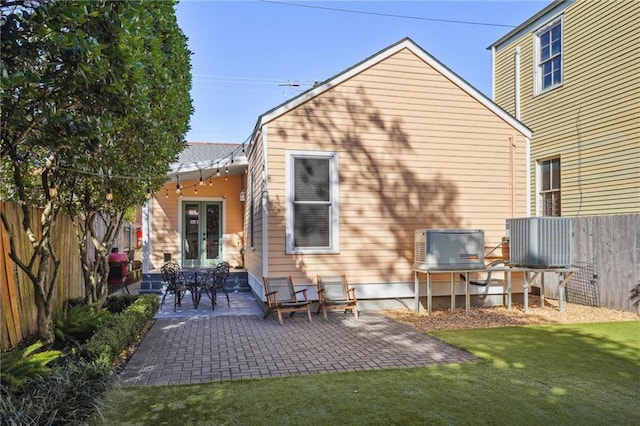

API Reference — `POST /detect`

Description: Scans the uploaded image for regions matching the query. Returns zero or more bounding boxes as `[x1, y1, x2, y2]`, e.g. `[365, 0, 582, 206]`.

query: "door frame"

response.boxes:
[177, 196, 226, 267]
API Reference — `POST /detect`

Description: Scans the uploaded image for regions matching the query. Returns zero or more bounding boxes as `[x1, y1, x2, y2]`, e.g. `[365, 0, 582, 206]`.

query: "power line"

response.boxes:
[260, 0, 517, 28]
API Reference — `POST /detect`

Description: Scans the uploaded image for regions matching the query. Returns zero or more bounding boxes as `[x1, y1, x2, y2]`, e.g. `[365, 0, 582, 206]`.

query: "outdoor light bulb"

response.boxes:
[49, 185, 58, 198]
[165, 189, 169, 198]
[216, 168, 220, 176]
[146, 188, 152, 199]
[194, 187, 198, 195]
[225, 166, 229, 174]
[199, 177, 204, 186]
[225, 176, 228, 182]
[209, 179, 213, 186]
[106, 190, 113, 201]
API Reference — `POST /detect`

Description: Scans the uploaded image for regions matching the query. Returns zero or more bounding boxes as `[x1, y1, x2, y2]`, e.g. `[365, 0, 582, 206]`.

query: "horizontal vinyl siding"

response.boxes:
[263, 48, 527, 286]
[495, 0, 640, 216]
[245, 134, 265, 279]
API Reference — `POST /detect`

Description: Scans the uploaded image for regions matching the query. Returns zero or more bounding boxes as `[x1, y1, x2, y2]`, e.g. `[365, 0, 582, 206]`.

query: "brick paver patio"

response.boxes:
[119, 293, 478, 386]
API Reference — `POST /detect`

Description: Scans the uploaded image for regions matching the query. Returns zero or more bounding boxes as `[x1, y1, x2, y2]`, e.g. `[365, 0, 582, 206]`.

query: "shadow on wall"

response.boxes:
[268, 86, 462, 279]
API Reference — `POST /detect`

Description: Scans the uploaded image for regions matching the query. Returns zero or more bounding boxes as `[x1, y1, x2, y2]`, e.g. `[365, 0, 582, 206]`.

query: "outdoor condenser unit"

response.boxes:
[507, 217, 573, 268]
[413, 229, 485, 270]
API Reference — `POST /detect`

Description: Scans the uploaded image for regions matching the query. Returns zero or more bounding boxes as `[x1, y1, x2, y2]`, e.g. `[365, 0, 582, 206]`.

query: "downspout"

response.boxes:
[509, 137, 515, 218]
[514, 46, 521, 120]
[142, 200, 151, 273]
[491, 46, 496, 99]
[261, 125, 269, 279]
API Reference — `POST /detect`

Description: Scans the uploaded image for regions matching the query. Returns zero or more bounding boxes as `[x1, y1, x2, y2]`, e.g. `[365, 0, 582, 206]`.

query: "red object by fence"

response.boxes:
[108, 248, 128, 285]
[136, 227, 142, 249]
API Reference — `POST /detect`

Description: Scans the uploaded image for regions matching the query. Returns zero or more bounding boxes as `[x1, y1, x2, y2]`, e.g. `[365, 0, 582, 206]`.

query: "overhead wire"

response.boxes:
[259, 0, 517, 28]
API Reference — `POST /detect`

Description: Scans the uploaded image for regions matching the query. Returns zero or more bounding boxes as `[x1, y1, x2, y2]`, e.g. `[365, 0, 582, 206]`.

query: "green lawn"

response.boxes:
[93, 321, 640, 425]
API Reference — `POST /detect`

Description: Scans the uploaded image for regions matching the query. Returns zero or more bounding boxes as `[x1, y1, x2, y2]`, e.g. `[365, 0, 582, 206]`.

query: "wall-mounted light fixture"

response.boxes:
[239, 190, 246, 202]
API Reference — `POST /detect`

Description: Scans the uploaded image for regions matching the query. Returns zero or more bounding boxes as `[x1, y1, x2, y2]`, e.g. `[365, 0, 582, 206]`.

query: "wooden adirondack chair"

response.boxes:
[316, 274, 358, 319]
[263, 276, 312, 324]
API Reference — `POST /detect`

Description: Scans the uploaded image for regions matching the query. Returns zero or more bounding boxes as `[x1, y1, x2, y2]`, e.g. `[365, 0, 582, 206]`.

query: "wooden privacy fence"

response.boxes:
[571, 214, 639, 312]
[540, 214, 639, 313]
[1, 201, 137, 350]
[1, 202, 84, 350]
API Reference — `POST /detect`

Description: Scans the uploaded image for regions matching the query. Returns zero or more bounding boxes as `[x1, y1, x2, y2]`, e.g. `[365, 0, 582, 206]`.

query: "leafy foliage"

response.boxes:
[0, 293, 158, 425]
[82, 294, 159, 366]
[0, 341, 62, 389]
[53, 303, 110, 348]
[103, 293, 141, 314]
[0, 356, 113, 425]
[0, 0, 192, 339]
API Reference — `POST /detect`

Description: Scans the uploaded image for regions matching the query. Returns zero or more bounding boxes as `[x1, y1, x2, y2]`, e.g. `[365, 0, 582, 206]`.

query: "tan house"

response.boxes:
[243, 38, 532, 307]
[142, 143, 248, 273]
[489, 0, 640, 217]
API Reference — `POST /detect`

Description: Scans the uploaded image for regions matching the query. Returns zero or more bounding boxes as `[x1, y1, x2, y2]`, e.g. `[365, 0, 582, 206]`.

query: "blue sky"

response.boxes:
[176, 0, 549, 143]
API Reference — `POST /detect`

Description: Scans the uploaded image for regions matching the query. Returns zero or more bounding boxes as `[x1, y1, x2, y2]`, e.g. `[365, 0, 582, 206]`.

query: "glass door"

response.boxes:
[182, 201, 222, 267]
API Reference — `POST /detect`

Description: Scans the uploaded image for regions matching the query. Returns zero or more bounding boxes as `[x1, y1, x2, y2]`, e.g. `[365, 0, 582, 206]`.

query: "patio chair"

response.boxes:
[160, 261, 188, 311]
[201, 262, 231, 310]
[263, 276, 312, 324]
[316, 274, 358, 319]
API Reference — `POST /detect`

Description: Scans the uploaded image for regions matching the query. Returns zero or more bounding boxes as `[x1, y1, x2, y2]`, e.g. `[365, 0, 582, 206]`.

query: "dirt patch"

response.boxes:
[381, 297, 640, 333]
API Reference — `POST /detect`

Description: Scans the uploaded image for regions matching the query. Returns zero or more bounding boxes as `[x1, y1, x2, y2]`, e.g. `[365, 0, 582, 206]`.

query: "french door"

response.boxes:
[182, 201, 222, 267]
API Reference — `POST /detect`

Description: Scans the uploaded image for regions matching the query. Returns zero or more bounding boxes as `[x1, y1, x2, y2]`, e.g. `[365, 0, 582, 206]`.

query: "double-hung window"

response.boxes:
[286, 151, 339, 254]
[539, 157, 561, 216]
[535, 17, 563, 94]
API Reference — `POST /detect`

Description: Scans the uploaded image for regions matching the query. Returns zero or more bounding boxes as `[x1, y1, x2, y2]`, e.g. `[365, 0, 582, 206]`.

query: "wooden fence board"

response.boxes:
[1, 201, 135, 350]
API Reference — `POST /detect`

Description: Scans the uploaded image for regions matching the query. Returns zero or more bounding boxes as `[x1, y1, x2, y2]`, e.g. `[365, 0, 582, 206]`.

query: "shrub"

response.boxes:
[82, 294, 159, 366]
[103, 293, 140, 314]
[0, 342, 63, 390]
[0, 356, 113, 425]
[54, 303, 111, 348]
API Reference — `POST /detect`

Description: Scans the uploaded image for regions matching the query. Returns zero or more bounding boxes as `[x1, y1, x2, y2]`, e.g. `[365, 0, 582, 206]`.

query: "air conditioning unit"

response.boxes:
[414, 229, 485, 271]
[507, 217, 572, 268]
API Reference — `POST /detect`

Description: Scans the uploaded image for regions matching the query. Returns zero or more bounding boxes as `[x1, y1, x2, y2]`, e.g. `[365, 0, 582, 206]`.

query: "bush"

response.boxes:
[103, 293, 141, 314]
[1, 294, 159, 425]
[82, 294, 159, 366]
[0, 342, 63, 390]
[54, 303, 111, 348]
[0, 356, 113, 425]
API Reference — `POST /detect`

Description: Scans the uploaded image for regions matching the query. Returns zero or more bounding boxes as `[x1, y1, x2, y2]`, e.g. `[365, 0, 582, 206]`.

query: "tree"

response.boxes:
[0, 0, 192, 341]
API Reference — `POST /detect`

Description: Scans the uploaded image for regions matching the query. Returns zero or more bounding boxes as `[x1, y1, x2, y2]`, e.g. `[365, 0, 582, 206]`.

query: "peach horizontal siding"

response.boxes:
[262, 47, 527, 286]
[150, 174, 245, 270]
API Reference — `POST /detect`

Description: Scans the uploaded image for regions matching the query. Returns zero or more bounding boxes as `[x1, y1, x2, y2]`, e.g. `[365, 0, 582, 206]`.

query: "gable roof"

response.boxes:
[169, 142, 246, 179]
[250, 37, 531, 146]
[489, 0, 572, 51]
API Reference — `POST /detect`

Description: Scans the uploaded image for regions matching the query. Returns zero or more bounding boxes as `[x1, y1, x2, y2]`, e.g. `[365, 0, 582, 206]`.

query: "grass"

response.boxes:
[92, 321, 640, 425]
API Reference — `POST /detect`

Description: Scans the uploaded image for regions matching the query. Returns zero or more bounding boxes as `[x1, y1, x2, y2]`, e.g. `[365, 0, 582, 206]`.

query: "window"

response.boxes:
[286, 151, 339, 254]
[539, 158, 561, 216]
[535, 17, 563, 93]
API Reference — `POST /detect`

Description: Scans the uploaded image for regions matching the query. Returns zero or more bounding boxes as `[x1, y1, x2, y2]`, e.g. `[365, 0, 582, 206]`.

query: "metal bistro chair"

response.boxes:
[160, 261, 188, 311]
[201, 262, 230, 310]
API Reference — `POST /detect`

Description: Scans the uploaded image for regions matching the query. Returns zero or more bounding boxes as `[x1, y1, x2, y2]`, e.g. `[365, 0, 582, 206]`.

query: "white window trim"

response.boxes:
[533, 15, 564, 96]
[536, 157, 561, 216]
[285, 150, 339, 254]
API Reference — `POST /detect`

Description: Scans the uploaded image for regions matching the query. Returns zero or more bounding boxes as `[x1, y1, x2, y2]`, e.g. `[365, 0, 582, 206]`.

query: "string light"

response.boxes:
[165, 188, 169, 198]
[48, 181, 58, 198]
[49, 139, 249, 199]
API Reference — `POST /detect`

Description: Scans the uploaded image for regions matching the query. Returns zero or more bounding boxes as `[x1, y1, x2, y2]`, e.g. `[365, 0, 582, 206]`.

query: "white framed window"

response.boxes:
[538, 157, 561, 216]
[534, 16, 563, 94]
[286, 150, 339, 254]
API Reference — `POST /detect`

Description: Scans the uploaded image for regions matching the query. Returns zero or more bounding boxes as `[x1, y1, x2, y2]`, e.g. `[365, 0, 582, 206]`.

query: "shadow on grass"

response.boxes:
[93, 321, 640, 425]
